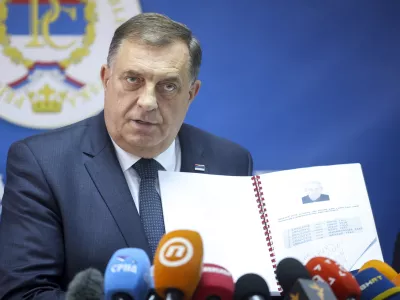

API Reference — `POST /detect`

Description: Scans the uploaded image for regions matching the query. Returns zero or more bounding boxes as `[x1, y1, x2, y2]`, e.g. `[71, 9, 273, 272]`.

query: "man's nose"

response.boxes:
[137, 86, 158, 111]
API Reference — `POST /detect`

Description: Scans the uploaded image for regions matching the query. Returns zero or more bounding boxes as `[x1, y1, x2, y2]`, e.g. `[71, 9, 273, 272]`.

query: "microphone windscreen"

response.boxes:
[153, 230, 203, 300]
[104, 248, 152, 300]
[359, 260, 398, 280]
[276, 257, 311, 293]
[306, 256, 361, 300]
[355, 267, 400, 300]
[393, 274, 400, 286]
[193, 263, 234, 300]
[66, 268, 104, 300]
[234, 273, 271, 300]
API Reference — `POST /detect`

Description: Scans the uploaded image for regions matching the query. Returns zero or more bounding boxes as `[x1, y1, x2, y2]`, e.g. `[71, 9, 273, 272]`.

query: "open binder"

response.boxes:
[159, 163, 384, 294]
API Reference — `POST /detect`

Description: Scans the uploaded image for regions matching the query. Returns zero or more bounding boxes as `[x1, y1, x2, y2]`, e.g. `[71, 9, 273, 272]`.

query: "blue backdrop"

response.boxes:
[0, 0, 399, 264]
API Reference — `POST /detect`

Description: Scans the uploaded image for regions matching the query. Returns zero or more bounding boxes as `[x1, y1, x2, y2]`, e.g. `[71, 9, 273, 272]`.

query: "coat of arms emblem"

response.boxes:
[0, 0, 141, 128]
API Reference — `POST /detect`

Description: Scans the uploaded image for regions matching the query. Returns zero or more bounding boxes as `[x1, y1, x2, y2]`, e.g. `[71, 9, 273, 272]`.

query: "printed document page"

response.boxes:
[259, 163, 383, 271]
[158, 172, 280, 293]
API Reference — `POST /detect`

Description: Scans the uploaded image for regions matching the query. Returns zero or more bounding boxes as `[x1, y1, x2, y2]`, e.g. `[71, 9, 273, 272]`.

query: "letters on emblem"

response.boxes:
[26, 0, 78, 49]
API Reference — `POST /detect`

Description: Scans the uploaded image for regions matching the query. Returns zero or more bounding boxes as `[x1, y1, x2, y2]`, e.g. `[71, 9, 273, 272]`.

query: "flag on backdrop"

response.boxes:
[0, 0, 142, 212]
[0, 0, 141, 129]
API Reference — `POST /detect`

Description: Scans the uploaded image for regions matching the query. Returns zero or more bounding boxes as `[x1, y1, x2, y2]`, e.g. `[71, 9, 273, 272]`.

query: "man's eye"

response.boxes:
[126, 77, 139, 83]
[163, 83, 177, 92]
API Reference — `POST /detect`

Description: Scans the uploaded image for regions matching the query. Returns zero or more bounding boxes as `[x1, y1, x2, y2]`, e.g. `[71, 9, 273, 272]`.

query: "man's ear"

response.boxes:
[188, 79, 201, 103]
[100, 64, 111, 90]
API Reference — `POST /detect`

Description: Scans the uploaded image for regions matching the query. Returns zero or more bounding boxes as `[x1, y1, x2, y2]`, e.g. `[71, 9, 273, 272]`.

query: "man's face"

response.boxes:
[306, 183, 322, 200]
[101, 39, 201, 157]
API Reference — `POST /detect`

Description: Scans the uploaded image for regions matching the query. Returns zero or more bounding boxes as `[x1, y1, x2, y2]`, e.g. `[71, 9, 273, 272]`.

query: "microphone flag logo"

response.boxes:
[309, 282, 325, 300]
[289, 293, 299, 300]
[158, 237, 194, 267]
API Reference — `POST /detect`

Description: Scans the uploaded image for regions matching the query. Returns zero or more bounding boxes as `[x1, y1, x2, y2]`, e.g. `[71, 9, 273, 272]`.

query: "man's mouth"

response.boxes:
[134, 120, 156, 125]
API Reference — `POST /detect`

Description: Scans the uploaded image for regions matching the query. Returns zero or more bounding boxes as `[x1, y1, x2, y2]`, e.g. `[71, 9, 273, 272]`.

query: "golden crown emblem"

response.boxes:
[28, 84, 67, 113]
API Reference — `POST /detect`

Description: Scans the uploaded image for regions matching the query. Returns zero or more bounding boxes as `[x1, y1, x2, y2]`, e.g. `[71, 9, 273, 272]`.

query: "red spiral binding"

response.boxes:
[251, 175, 282, 292]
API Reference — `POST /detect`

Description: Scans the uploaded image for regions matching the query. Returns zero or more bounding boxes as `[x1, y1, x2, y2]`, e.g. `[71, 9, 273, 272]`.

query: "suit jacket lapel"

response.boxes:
[81, 112, 151, 256]
[178, 124, 206, 173]
[80, 117, 205, 257]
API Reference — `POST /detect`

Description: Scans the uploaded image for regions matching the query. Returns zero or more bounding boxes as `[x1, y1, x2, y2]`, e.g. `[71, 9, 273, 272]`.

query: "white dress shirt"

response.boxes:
[111, 137, 181, 214]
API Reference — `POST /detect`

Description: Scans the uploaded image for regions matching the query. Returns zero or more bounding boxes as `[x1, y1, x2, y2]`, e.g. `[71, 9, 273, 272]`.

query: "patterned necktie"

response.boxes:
[132, 158, 166, 258]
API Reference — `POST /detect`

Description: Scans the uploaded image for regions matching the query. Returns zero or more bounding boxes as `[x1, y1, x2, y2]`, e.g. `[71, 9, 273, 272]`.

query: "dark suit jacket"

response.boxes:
[0, 112, 253, 300]
[302, 194, 330, 204]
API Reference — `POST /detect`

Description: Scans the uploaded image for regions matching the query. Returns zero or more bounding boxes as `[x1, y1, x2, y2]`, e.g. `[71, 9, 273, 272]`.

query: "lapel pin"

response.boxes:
[194, 164, 205, 172]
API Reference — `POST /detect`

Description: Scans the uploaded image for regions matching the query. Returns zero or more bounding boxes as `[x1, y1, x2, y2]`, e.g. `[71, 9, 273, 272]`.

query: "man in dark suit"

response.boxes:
[302, 181, 330, 204]
[0, 13, 252, 299]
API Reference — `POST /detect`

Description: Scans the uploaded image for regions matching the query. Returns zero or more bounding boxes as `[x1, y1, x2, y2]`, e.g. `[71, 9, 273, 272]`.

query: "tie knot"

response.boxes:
[132, 158, 164, 179]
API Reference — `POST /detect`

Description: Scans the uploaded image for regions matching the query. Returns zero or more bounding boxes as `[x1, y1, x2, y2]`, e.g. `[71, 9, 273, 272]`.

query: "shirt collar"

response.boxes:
[110, 136, 177, 172]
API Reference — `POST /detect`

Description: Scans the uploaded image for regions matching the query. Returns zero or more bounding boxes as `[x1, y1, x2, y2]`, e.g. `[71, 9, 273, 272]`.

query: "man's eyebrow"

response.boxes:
[160, 75, 181, 83]
[119, 70, 182, 83]
[121, 70, 141, 77]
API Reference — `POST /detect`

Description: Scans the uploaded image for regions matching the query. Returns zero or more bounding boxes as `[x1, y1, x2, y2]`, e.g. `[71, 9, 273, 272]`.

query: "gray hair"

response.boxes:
[107, 13, 202, 84]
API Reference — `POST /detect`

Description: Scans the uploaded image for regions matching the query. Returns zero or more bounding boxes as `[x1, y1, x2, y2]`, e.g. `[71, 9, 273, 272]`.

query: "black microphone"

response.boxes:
[234, 273, 271, 300]
[276, 257, 312, 293]
[65, 268, 104, 300]
[276, 257, 336, 300]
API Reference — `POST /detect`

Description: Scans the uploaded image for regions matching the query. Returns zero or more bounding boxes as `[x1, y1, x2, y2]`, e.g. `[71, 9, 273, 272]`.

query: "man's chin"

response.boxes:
[124, 133, 165, 152]
[120, 126, 172, 155]
[128, 136, 160, 148]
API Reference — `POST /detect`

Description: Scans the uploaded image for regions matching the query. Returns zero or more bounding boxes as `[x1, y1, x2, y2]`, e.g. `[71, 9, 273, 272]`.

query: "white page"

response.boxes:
[259, 163, 383, 271]
[158, 172, 280, 293]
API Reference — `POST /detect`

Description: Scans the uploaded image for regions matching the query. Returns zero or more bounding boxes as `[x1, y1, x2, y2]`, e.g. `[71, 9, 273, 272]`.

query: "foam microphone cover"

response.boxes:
[276, 257, 312, 294]
[234, 273, 271, 300]
[153, 230, 204, 300]
[66, 268, 104, 300]
[359, 259, 398, 281]
[306, 256, 361, 300]
[104, 248, 152, 300]
[193, 263, 234, 300]
[355, 267, 400, 300]
[393, 274, 400, 287]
